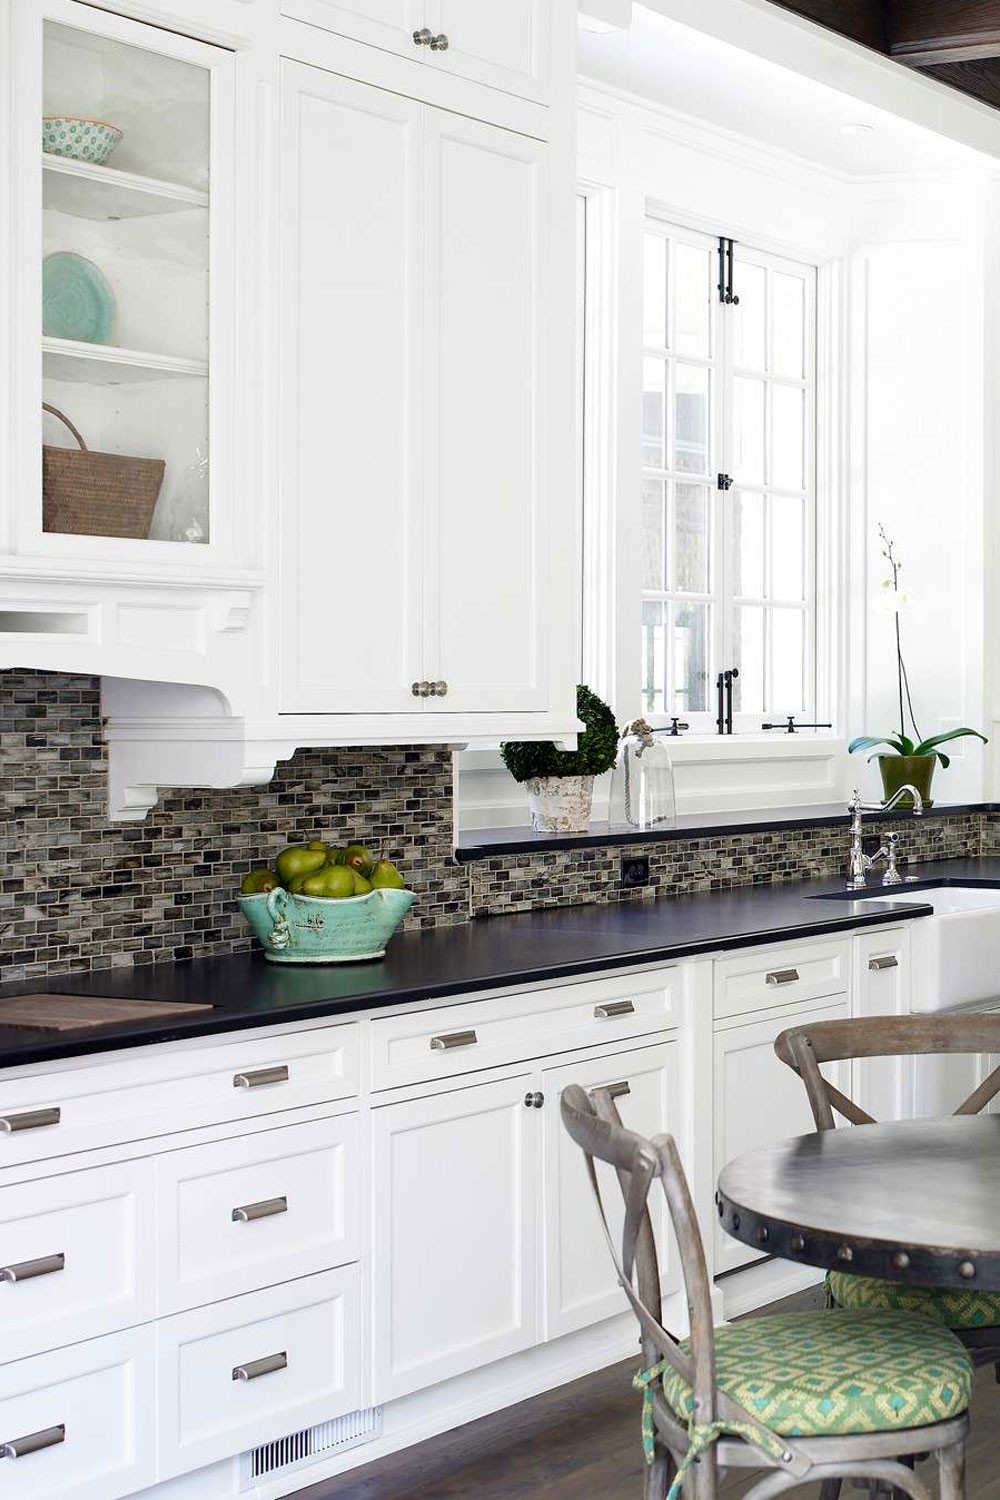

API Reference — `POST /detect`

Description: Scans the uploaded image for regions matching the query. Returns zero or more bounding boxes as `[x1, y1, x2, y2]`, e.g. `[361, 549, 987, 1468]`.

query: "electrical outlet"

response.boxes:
[621, 855, 651, 889]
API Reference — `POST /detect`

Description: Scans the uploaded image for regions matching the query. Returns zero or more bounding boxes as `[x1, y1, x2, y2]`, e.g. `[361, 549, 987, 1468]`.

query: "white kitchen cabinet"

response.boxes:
[371, 1073, 539, 1402]
[713, 995, 850, 1276]
[852, 926, 911, 1123]
[0, 1325, 156, 1500]
[279, 60, 552, 719]
[280, 0, 552, 104]
[541, 1042, 680, 1342]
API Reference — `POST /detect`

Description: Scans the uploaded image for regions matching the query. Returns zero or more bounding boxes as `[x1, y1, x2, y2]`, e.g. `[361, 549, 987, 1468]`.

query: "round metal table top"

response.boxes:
[717, 1115, 1000, 1291]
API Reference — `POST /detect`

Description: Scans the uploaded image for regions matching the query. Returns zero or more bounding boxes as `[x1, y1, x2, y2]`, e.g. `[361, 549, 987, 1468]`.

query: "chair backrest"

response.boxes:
[774, 1013, 1000, 1130]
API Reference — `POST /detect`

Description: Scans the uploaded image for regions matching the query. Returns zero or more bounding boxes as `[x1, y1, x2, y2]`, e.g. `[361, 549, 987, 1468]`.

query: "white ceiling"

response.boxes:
[578, 4, 987, 178]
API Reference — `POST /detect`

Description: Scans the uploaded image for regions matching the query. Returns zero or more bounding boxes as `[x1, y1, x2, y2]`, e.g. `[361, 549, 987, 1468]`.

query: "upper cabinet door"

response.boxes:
[423, 110, 548, 714]
[278, 62, 424, 713]
[9, 1, 238, 567]
[280, 0, 431, 63]
[431, 0, 551, 104]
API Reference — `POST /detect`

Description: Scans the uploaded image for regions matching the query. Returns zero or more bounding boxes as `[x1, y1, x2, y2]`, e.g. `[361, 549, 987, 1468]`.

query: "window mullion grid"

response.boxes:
[718, 265, 734, 714]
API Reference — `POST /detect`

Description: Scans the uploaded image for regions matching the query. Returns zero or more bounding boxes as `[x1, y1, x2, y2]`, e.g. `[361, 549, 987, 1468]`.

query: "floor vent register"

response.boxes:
[239, 1407, 383, 1488]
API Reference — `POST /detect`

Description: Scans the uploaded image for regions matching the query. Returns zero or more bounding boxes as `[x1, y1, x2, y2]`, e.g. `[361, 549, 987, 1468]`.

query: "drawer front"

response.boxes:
[371, 971, 679, 1090]
[714, 940, 849, 1020]
[0, 1162, 155, 1365]
[0, 1024, 359, 1167]
[157, 1267, 362, 1478]
[0, 1327, 155, 1500]
[157, 1115, 361, 1314]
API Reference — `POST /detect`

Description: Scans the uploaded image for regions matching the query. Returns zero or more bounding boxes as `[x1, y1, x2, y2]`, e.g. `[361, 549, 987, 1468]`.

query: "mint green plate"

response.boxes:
[42, 252, 116, 344]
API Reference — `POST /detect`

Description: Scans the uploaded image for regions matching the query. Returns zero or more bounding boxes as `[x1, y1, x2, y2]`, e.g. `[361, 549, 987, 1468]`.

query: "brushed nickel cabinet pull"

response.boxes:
[594, 1000, 635, 1019]
[0, 1424, 65, 1459]
[430, 31, 449, 49]
[432, 681, 448, 697]
[869, 955, 899, 971]
[0, 1253, 65, 1284]
[412, 26, 433, 44]
[430, 1029, 478, 1052]
[0, 1107, 61, 1134]
[233, 1351, 287, 1382]
[607, 1081, 631, 1100]
[233, 1066, 289, 1090]
[232, 1196, 288, 1224]
[765, 969, 800, 986]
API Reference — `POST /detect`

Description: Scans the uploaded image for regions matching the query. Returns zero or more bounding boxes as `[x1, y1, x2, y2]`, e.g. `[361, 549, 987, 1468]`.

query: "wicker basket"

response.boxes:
[42, 403, 165, 539]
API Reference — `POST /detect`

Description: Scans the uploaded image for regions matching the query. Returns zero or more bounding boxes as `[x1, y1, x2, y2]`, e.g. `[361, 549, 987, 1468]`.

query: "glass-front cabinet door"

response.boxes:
[8, 0, 236, 564]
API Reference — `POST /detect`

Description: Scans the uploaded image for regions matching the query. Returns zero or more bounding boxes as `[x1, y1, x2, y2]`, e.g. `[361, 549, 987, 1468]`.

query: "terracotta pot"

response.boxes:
[525, 775, 595, 834]
[877, 754, 936, 810]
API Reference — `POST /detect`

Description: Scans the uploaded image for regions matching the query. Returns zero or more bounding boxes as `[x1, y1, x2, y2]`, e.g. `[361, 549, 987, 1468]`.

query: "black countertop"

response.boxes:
[455, 802, 992, 860]
[9, 856, 1000, 1072]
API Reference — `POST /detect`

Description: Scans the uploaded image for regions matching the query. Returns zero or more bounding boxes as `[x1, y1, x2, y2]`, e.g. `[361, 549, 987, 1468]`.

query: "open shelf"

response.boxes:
[43, 337, 208, 384]
[42, 153, 209, 221]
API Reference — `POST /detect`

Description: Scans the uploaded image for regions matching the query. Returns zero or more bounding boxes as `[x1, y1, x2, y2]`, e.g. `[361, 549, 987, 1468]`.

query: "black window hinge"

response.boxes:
[717, 237, 740, 306]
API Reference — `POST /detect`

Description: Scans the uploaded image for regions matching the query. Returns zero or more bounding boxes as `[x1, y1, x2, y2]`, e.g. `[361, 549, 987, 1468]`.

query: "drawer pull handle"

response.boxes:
[594, 1000, 635, 1019]
[869, 955, 899, 971]
[0, 1253, 65, 1284]
[233, 1351, 287, 1383]
[765, 969, 800, 987]
[607, 1081, 631, 1101]
[0, 1107, 61, 1134]
[1, 1425, 65, 1459]
[232, 1196, 288, 1224]
[233, 1066, 289, 1090]
[430, 1029, 478, 1052]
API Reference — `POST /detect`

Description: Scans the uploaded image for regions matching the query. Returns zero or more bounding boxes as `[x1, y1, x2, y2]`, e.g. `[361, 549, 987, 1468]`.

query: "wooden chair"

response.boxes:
[775, 1014, 1000, 1369]
[560, 1082, 969, 1500]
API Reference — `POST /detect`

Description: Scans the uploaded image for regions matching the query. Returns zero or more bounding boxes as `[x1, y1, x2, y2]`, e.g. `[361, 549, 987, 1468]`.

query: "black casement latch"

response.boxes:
[717, 473, 734, 491]
[717, 238, 740, 306]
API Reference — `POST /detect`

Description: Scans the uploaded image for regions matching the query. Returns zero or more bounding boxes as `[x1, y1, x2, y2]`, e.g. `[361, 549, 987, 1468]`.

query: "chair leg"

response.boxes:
[819, 1482, 842, 1500]
[938, 1438, 966, 1500]
[644, 1447, 671, 1500]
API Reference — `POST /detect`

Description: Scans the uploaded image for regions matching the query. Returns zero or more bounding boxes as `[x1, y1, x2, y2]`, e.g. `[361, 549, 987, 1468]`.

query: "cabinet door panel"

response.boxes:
[280, 0, 429, 61]
[279, 62, 423, 712]
[372, 1076, 537, 1400]
[714, 999, 849, 1276]
[432, 0, 551, 102]
[542, 1043, 680, 1341]
[424, 112, 547, 713]
[854, 928, 910, 1123]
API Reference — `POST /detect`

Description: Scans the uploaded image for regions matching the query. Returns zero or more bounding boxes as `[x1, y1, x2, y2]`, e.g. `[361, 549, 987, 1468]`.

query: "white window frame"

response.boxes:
[639, 215, 819, 733]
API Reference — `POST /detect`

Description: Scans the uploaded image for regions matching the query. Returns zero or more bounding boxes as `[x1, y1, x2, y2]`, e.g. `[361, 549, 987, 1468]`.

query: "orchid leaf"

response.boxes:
[848, 735, 909, 757]
[913, 728, 988, 754]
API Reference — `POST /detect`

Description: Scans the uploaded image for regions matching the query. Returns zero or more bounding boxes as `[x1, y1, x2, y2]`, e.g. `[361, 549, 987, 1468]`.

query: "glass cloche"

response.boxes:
[609, 719, 678, 830]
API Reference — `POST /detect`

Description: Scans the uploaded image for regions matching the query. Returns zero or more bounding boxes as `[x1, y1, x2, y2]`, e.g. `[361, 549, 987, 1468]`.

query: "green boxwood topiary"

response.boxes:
[501, 685, 619, 784]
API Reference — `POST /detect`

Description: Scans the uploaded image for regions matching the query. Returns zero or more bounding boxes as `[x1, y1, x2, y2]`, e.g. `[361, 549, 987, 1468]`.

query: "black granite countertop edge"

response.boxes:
[454, 802, 995, 861]
[0, 884, 947, 1071]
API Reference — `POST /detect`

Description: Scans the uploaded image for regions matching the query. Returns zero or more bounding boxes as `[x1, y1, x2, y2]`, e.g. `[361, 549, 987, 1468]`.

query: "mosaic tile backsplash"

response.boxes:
[0, 669, 992, 982]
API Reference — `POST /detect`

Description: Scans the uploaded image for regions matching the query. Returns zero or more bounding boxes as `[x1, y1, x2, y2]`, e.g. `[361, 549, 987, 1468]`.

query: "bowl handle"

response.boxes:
[265, 887, 292, 951]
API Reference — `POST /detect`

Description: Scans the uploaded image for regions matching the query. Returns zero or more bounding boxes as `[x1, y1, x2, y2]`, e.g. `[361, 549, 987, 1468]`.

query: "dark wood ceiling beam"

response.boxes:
[888, 1, 1000, 62]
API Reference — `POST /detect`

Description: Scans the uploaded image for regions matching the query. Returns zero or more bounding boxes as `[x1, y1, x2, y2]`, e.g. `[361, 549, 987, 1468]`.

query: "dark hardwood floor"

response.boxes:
[296, 1299, 1000, 1499]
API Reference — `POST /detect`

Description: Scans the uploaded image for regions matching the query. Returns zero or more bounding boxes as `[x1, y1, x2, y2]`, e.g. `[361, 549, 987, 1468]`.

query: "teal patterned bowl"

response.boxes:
[240, 886, 415, 964]
[43, 117, 123, 166]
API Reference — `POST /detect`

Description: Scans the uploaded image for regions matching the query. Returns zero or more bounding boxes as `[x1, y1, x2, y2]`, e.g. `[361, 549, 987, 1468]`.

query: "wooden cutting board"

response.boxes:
[0, 995, 213, 1033]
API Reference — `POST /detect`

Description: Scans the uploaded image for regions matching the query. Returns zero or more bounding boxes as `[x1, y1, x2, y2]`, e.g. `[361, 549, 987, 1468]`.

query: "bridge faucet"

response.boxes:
[846, 786, 924, 891]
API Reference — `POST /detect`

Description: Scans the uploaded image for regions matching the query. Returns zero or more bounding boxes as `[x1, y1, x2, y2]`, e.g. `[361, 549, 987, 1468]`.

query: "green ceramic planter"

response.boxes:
[239, 886, 415, 964]
[877, 754, 936, 810]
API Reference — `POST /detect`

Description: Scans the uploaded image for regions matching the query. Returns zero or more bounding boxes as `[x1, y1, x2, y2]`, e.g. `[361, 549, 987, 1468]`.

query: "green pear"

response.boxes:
[339, 843, 374, 877]
[351, 871, 373, 896]
[370, 860, 405, 890]
[275, 846, 328, 884]
[241, 867, 279, 895]
[302, 865, 356, 899]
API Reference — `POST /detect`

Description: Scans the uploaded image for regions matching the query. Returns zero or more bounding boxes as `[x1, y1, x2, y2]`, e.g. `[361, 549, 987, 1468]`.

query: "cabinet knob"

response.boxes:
[412, 681, 434, 697]
[432, 681, 448, 697]
[524, 1091, 544, 1109]
[412, 27, 434, 45]
[430, 32, 449, 49]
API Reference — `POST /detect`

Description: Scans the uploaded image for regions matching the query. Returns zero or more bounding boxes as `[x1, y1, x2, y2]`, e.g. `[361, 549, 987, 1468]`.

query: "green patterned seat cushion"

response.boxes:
[661, 1310, 971, 1439]
[828, 1270, 1000, 1330]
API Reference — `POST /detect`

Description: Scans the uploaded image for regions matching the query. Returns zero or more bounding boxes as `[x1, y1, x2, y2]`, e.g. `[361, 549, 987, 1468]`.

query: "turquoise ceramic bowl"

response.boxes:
[43, 117, 123, 166]
[240, 886, 415, 964]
